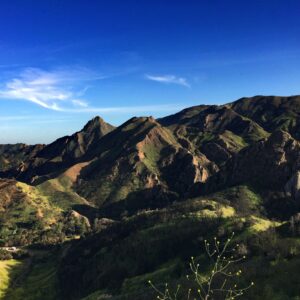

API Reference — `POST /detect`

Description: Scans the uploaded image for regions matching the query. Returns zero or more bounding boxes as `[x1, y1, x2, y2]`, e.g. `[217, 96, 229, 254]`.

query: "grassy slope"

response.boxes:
[0, 251, 59, 300]
[0, 181, 62, 245]
[0, 184, 299, 299]
[55, 184, 300, 300]
[37, 174, 88, 210]
[0, 260, 21, 298]
[110, 221, 300, 300]
[4, 259, 58, 300]
[0, 176, 90, 246]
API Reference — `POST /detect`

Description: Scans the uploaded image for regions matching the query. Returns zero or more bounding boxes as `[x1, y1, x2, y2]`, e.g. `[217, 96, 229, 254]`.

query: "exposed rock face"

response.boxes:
[93, 217, 115, 232]
[230, 95, 300, 139]
[201, 142, 231, 165]
[206, 130, 300, 192]
[285, 171, 300, 202]
[160, 148, 213, 195]
[159, 104, 269, 168]
[65, 210, 91, 229]
[160, 105, 268, 140]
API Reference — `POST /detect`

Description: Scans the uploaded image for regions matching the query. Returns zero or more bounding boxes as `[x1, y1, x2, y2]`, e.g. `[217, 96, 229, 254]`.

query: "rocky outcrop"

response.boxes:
[285, 171, 300, 202]
[201, 142, 231, 165]
[230, 95, 300, 139]
[65, 210, 91, 229]
[205, 130, 300, 193]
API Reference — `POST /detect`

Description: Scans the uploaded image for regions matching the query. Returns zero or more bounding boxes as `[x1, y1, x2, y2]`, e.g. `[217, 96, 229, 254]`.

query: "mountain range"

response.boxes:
[0, 95, 300, 300]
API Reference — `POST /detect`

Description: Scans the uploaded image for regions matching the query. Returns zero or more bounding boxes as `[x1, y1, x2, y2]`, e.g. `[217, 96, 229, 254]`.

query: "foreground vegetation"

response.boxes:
[0, 183, 299, 299]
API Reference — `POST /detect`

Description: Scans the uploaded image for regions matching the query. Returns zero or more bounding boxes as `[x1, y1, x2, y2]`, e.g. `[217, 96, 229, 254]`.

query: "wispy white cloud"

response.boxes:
[0, 67, 189, 114]
[0, 67, 105, 111]
[145, 74, 190, 88]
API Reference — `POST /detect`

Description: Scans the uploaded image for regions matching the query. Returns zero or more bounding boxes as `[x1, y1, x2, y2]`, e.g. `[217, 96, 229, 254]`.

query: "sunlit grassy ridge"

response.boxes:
[1, 253, 59, 300]
[219, 130, 248, 151]
[248, 216, 283, 233]
[37, 175, 88, 210]
[185, 199, 235, 218]
[0, 260, 22, 298]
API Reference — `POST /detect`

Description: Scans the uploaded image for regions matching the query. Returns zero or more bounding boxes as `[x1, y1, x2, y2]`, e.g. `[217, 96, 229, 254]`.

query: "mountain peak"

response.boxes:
[82, 116, 109, 132]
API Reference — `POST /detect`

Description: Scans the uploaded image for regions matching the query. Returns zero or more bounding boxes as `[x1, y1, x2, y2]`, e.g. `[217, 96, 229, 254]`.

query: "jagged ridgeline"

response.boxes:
[1, 95, 300, 300]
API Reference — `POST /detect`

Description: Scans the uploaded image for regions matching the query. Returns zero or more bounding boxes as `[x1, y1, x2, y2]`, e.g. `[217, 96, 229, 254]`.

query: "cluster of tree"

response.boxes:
[0, 209, 91, 247]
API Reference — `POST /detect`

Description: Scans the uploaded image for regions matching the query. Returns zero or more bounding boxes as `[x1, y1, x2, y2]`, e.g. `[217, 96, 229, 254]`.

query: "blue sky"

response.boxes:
[0, 0, 299, 143]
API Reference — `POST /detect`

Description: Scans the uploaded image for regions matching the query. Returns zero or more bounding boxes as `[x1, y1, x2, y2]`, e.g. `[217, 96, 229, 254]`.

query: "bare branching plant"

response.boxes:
[149, 232, 254, 300]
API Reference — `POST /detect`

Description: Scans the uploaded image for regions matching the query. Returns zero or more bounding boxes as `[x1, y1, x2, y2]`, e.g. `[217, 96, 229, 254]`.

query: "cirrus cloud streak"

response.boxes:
[0, 67, 104, 111]
[145, 74, 190, 88]
[0, 67, 188, 114]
